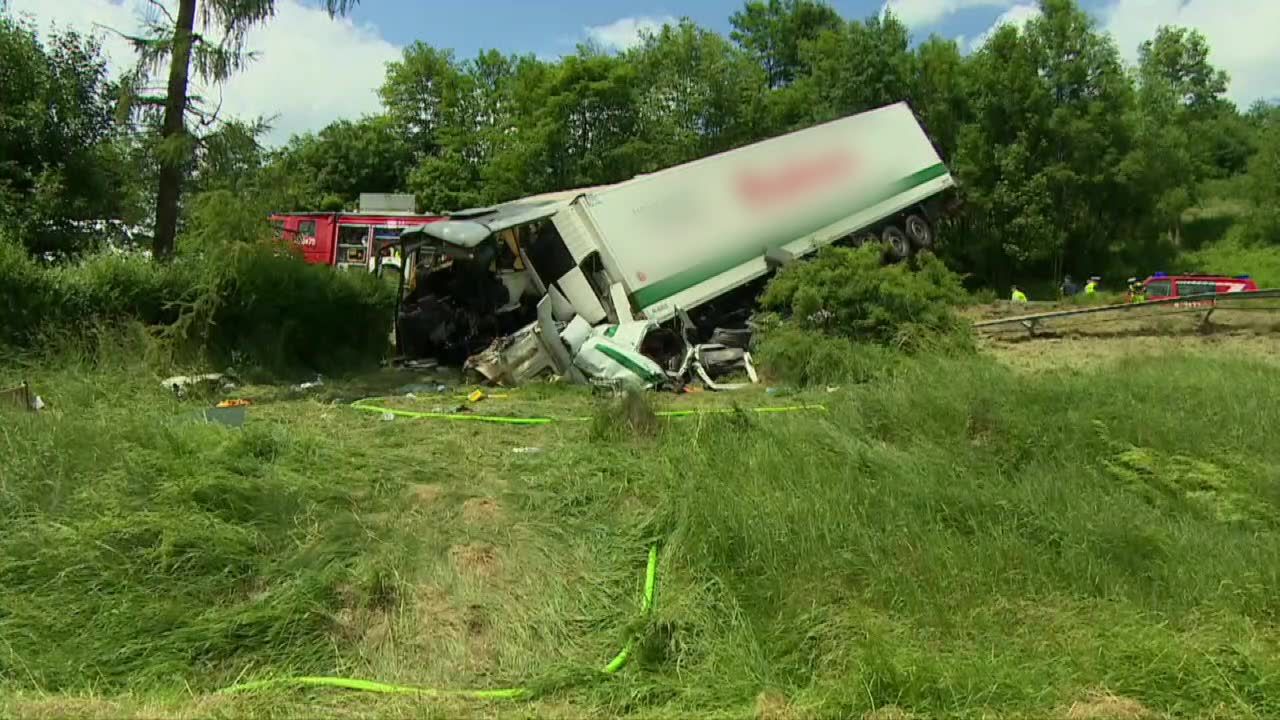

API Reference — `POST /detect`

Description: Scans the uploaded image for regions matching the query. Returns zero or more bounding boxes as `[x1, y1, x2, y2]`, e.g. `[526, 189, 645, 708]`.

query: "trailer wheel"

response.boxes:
[905, 214, 933, 249]
[882, 226, 910, 261]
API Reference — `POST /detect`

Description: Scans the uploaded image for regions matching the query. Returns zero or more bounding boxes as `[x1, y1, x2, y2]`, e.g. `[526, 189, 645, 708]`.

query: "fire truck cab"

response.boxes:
[270, 194, 441, 278]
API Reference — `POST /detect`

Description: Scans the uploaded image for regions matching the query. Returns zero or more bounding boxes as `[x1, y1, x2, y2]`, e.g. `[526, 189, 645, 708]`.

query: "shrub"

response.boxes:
[183, 242, 396, 373]
[0, 235, 394, 375]
[759, 245, 973, 353]
[754, 324, 899, 386]
[1182, 234, 1280, 289]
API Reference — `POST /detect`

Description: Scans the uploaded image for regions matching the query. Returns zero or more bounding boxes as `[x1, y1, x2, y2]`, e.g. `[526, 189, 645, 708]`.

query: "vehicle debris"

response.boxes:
[1, 382, 43, 412]
[162, 373, 231, 397]
[393, 102, 957, 389]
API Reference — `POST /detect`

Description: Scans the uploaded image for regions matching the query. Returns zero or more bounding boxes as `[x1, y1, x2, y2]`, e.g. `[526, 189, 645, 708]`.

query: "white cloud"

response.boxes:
[1102, 0, 1280, 106]
[881, 0, 1015, 27]
[6, 0, 401, 145]
[585, 15, 676, 51]
[969, 3, 1041, 51]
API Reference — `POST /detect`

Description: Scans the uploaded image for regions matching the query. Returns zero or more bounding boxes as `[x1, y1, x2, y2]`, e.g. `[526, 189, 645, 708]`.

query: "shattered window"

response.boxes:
[524, 222, 575, 287]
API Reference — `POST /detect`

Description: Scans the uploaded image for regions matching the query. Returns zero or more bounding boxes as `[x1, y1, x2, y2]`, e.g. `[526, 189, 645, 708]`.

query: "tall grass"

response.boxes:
[4, 347, 1280, 718]
[0, 349, 415, 693]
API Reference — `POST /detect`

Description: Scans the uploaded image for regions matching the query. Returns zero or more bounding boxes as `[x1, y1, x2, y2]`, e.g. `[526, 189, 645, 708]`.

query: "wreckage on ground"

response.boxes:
[394, 101, 958, 389]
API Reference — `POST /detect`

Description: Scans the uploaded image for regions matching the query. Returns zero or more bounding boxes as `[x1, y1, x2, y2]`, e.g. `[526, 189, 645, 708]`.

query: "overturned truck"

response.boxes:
[395, 101, 957, 388]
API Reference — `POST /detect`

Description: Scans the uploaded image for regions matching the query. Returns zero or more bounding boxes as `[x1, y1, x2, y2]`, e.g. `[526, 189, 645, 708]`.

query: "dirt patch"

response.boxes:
[1065, 692, 1153, 719]
[754, 690, 796, 720]
[332, 605, 393, 649]
[462, 604, 498, 672]
[864, 705, 914, 720]
[462, 497, 503, 524]
[405, 483, 444, 506]
[450, 542, 501, 578]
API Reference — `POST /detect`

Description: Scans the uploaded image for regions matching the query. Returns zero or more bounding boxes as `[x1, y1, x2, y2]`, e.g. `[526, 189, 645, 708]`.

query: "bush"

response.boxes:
[0, 235, 395, 375]
[1182, 235, 1280, 289]
[759, 245, 973, 353]
[754, 324, 899, 387]
[185, 243, 396, 373]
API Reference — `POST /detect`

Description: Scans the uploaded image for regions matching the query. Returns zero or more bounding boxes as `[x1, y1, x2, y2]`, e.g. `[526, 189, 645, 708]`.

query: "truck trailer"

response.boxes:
[396, 102, 957, 386]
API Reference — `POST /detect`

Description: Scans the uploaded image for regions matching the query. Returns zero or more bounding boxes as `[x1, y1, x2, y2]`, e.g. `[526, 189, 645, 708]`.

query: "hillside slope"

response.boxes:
[3, 339, 1280, 719]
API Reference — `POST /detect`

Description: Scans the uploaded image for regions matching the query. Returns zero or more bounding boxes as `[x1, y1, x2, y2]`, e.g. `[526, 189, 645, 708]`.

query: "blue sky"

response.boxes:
[10, 0, 1278, 144]
[342, 0, 1103, 60]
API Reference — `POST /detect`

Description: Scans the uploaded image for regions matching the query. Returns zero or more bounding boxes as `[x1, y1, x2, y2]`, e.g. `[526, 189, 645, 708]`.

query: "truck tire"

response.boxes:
[904, 214, 933, 249]
[882, 226, 910, 261]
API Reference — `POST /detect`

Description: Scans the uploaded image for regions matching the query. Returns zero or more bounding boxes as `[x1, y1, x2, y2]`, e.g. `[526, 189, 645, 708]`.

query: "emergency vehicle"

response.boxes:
[270, 194, 441, 277]
[1142, 273, 1258, 305]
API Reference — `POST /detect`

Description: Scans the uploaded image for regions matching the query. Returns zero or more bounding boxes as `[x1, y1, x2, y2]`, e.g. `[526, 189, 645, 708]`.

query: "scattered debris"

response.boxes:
[216, 399, 251, 408]
[400, 358, 439, 370]
[380, 412, 395, 422]
[1, 382, 43, 412]
[397, 383, 449, 395]
[201, 405, 246, 427]
[162, 373, 228, 398]
[295, 376, 324, 391]
[467, 389, 486, 403]
[511, 446, 543, 454]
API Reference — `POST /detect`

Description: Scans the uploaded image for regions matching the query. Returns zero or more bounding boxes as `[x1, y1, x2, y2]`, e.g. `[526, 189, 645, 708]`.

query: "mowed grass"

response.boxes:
[3, 338, 1280, 719]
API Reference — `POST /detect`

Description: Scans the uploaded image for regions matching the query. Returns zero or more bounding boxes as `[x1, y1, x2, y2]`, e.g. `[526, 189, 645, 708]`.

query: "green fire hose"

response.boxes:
[350, 399, 825, 425]
[220, 544, 659, 699]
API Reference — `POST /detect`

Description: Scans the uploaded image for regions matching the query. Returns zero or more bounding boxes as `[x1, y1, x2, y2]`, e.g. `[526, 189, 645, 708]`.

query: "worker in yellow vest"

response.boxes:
[1011, 285, 1028, 303]
[1084, 276, 1100, 295]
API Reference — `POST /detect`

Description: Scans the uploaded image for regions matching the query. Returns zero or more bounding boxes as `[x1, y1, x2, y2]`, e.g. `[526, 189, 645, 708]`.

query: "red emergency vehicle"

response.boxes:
[270, 211, 442, 275]
[1142, 273, 1258, 305]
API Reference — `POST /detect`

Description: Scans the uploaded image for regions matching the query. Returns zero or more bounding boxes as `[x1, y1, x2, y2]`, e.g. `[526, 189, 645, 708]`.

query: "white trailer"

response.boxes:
[397, 102, 956, 385]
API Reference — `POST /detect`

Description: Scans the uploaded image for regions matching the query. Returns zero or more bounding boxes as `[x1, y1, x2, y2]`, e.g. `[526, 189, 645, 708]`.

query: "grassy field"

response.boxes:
[4, 329, 1280, 719]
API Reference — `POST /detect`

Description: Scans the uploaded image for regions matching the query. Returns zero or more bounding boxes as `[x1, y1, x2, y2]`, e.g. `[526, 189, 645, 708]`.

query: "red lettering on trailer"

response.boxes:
[735, 150, 857, 208]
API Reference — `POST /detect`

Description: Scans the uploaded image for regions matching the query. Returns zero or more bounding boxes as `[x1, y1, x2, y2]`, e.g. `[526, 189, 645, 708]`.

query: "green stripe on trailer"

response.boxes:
[596, 344, 665, 385]
[629, 163, 949, 309]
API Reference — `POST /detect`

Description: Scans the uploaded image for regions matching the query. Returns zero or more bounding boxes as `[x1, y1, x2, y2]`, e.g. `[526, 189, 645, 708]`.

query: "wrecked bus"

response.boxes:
[396, 102, 957, 387]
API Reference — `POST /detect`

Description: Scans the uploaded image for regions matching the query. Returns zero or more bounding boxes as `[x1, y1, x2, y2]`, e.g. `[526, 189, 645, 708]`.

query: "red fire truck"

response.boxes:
[1142, 273, 1258, 305]
[270, 194, 441, 276]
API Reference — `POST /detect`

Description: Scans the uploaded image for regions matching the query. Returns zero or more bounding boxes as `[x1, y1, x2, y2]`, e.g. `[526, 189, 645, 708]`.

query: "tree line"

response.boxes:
[2, 0, 1278, 287]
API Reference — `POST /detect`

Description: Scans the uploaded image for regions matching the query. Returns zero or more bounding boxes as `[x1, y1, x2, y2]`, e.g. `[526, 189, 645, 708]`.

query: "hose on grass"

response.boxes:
[350, 399, 826, 425]
[219, 544, 659, 700]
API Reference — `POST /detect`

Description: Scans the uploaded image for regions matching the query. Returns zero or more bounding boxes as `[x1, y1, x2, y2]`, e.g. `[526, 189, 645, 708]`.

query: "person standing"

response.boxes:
[1060, 274, 1079, 297]
[1011, 285, 1028, 303]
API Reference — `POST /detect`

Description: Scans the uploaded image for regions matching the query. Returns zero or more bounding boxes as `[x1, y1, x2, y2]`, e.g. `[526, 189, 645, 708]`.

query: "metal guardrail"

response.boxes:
[973, 289, 1280, 334]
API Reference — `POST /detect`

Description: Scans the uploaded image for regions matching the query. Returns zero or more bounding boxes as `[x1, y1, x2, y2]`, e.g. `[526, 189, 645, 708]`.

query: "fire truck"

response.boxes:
[1142, 273, 1258, 306]
[270, 193, 441, 277]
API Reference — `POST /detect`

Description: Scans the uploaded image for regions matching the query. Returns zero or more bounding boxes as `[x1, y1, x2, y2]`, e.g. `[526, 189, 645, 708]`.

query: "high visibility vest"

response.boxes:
[1084, 281, 1098, 295]
[1011, 289, 1028, 303]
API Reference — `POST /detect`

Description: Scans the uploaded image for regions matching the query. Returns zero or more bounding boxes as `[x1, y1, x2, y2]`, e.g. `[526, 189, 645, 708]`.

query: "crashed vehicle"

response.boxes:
[394, 101, 958, 388]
